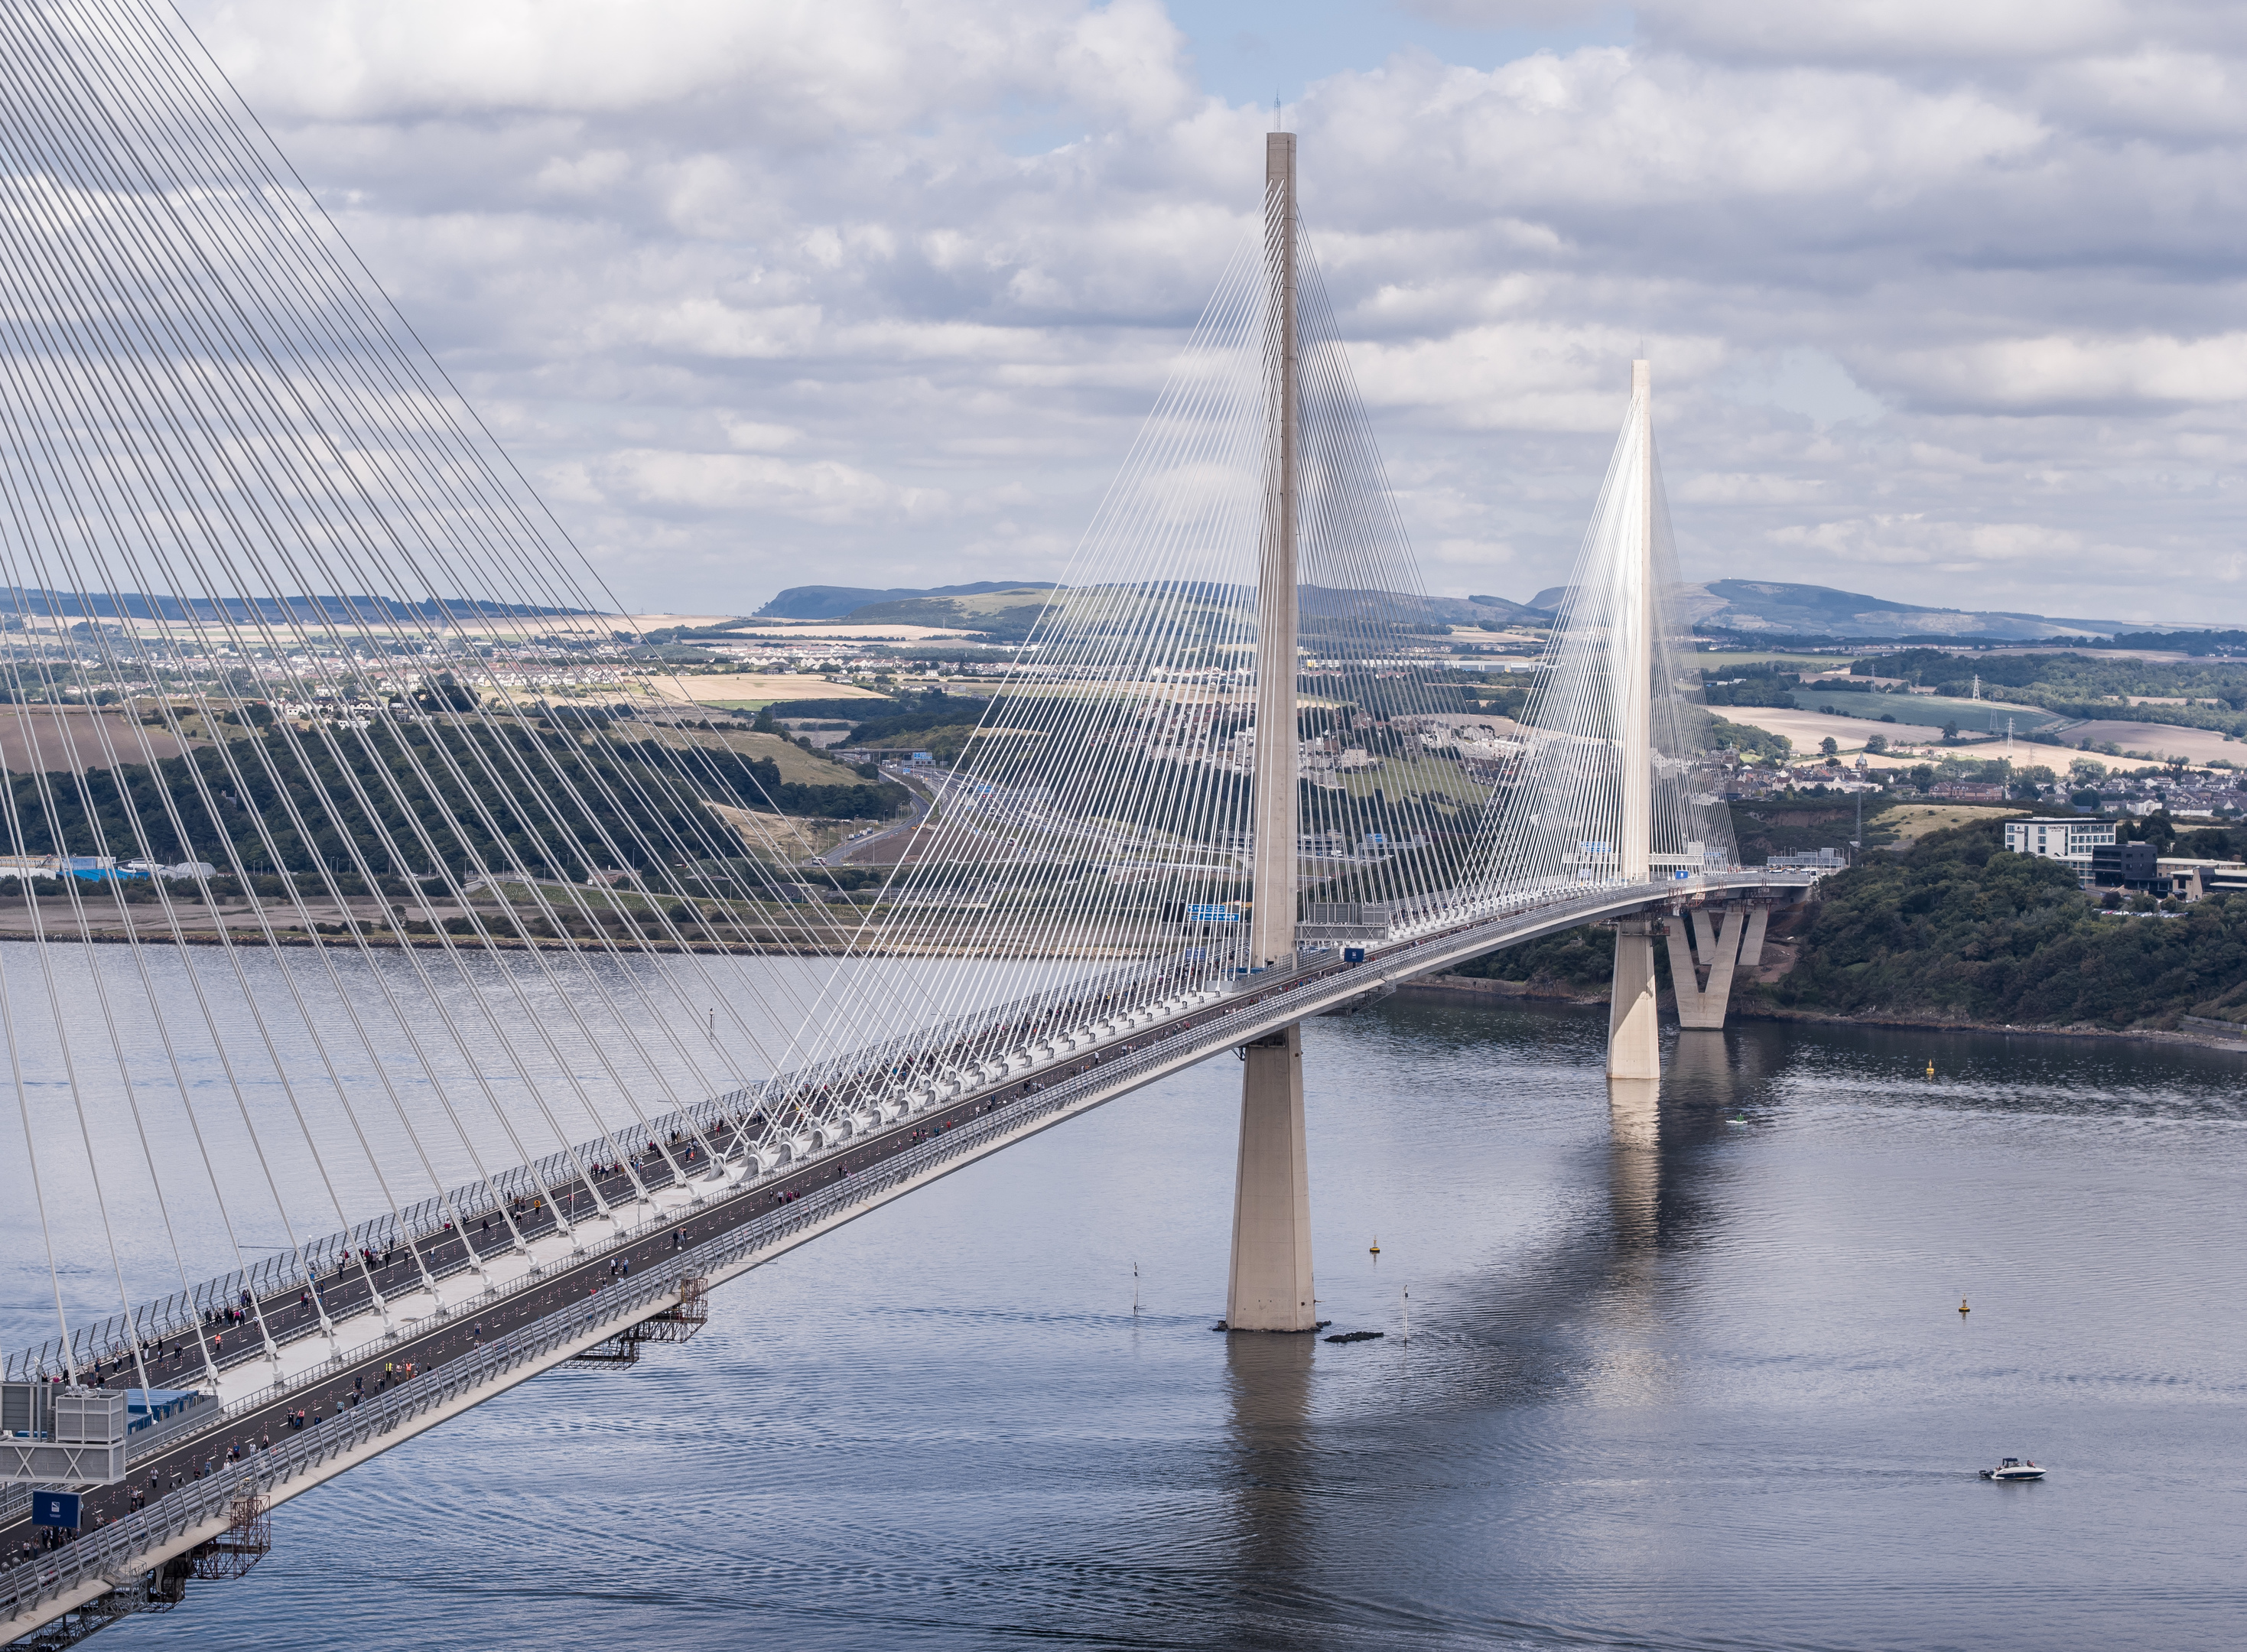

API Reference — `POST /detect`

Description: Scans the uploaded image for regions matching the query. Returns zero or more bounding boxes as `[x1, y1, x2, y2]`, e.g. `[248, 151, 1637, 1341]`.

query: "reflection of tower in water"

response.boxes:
[1605, 1031, 1740, 1338]
[1597, 1072, 1668, 1397]
[1668, 1029, 1738, 1113]
[1608, 1028, 1746, 1299]
[1221, 1332, 1316, 1589]
[1606, 1075, 1661, 1265]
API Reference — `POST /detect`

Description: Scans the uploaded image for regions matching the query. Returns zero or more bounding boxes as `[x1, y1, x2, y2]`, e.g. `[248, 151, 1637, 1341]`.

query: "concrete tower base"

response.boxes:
[1667, 906, 1744, 1030]
[1225, 1024, 1317, 1332]
[1608, 917, 1660, 1081]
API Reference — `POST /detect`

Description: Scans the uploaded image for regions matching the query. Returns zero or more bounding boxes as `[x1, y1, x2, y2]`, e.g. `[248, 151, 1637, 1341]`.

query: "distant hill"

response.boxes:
[836, 586, 1058, 634]
[1524, 579, 2189, 642]
[850, 584, 1547, 641]
[755, 581, 1058, 621]
[747, 580, 1547, 641]
[762, 574, 2222, 646]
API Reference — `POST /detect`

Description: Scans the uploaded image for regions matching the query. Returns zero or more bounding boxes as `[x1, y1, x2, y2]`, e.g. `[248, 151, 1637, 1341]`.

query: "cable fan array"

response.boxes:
[784, 220, 1533, 1072]
[0, 0, 1735, 1385]
[1484, 388, 1738, 894]
[0, 0, 1031, 1380]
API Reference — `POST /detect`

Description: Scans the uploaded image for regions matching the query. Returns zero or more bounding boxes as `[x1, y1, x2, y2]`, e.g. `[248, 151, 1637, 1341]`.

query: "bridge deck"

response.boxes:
[3, 872, 1809, 1640]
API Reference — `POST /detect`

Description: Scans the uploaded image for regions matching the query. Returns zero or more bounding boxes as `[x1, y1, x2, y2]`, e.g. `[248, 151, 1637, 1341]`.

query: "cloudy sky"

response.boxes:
[184, 0, 2247, 623]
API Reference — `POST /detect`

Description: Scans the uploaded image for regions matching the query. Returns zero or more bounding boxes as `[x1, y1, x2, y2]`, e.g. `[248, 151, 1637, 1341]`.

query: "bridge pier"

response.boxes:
[1226, 1024, 1317, 1332]
[1667, 905, 1740, 1030]
[1660, 901, 1771, 1030]
[1607, 916, 1660, 1082]
[1738, 904, 1770, 969]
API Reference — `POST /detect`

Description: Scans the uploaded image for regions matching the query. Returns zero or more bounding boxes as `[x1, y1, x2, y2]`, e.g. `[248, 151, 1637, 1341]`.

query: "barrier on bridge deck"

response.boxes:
[0, 947, 1225, 1385]
[3, 872, 1819, 1632]
[3, 870, 1814, 1398]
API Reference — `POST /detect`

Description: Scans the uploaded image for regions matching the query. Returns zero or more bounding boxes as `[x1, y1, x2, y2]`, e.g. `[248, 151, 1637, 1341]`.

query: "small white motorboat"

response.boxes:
[1979, 1457, 2045, 1481]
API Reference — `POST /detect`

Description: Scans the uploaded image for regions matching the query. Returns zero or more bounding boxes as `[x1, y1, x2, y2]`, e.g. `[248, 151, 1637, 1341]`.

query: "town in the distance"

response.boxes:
[578, 571, 2247, 1036]
[593, 570, 2247, 892]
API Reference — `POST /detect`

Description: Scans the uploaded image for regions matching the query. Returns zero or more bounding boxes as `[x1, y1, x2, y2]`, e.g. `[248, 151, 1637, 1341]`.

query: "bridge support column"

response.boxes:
[1226, 1024, 1316, 1332]
[1737, 904, 1770, 968]
[1224, 130, 1314, 1334]
[1608, 916, 1660, 1081]
[1666, 904, 1746, 1030]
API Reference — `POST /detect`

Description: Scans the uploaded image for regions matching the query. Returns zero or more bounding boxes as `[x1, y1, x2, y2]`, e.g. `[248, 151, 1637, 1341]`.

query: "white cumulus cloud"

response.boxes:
[165, 0, 2247, 624]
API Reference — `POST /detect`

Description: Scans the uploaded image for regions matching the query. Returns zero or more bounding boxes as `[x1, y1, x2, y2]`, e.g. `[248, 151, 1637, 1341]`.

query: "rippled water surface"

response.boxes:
[94, 1000, 2247, 1650]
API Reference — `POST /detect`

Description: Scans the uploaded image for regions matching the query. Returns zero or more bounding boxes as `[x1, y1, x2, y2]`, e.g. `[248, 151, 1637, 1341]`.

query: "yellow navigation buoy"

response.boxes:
[1959, 1298, 1970, 1315]
[1369, 1237, 1381, 1255]
[1926, 1061, 1936, 1078]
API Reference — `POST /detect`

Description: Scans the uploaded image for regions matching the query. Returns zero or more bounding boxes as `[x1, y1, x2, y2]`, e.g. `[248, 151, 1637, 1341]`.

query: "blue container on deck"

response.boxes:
[126, 1387, 202, 1432]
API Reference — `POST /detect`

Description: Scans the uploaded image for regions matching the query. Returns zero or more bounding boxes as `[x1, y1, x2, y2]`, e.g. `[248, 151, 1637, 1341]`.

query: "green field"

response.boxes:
[1693, 650, 1855, 672]
[1332, 753, 1491, 807]
[1787, 687, 2062, 733]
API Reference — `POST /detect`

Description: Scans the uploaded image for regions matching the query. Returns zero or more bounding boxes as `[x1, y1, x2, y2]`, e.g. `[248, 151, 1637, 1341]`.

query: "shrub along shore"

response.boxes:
[1444, 818, 2247, 1040]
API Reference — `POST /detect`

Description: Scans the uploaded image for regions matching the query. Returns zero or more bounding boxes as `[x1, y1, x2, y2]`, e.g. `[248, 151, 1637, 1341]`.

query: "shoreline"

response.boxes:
[1393, 972, 2247, 1055]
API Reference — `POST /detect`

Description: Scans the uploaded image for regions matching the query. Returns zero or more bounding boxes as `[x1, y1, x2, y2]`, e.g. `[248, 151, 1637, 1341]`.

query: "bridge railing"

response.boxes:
[5, 870, 1807, 1384]
[4, 868, 1818, 1630]
[2, 951, 1217, 1383]
[5, 959, 1291, 1628]
[0, 1260, 696, 1629]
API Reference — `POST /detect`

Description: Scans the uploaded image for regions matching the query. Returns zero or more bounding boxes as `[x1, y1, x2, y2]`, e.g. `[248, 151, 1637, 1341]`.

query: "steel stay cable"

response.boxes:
[26, 0, 808, 1177]
[0, 681, 235, 1383]
[0, 382, 325, 1379]
[19, 11, 759, 1193]
[106, 0, 857, 1068]
[0, 2, 510, 1310]
[0, 355, 405, 1367]
[0, 71, 548, 1308]
[859, 234, 1270, 1070]
[0, 825, 78, 1386]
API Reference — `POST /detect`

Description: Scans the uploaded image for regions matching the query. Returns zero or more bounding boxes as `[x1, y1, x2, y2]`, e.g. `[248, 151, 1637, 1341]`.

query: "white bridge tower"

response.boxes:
[1226, 130, 1317, 1333]
[1608, 359, 1661, 1089]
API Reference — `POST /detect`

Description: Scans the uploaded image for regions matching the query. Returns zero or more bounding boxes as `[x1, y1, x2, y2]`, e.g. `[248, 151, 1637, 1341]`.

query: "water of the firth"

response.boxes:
[82, 997, 2247, 1650]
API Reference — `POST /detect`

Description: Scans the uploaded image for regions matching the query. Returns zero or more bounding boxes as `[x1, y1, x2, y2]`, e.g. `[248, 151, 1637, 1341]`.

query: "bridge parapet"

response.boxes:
[4, 872, 1817, 1403]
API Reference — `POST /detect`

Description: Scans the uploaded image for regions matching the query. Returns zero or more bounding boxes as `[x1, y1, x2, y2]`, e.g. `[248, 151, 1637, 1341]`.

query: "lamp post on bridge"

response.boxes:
[1225, 128, 1317, 1334]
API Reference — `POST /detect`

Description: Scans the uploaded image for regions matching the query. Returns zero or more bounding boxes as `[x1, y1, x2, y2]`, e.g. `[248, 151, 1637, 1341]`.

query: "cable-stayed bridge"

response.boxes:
[0, 7, 1813, 1644]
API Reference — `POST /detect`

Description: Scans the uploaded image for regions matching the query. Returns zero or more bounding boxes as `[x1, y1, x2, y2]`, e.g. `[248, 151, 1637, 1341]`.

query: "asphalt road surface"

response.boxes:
[2, 961, 1339, 1569]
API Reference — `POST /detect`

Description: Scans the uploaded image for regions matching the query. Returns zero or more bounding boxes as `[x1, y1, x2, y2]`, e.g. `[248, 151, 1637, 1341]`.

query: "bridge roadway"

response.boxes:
[2, 870, 1808, 1644]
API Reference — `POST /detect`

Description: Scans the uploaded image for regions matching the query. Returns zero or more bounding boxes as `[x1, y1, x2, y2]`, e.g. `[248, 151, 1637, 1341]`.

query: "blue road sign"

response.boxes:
[1342, 947, 1366, 964]
[1185, 903, 1237, 923]
[32, 1491, 80, 1528]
